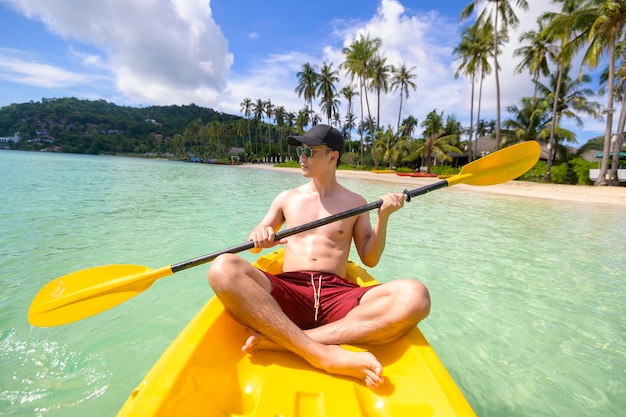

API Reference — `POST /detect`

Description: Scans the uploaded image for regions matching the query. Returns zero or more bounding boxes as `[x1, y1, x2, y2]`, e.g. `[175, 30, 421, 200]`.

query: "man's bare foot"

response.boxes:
[242, 332, 384, 389]
[242, 332, 287, 354]
[314, 344, 384, 389]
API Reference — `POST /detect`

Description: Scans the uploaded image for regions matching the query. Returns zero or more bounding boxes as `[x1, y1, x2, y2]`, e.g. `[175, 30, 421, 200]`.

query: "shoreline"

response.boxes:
[238, 163, 626, 207]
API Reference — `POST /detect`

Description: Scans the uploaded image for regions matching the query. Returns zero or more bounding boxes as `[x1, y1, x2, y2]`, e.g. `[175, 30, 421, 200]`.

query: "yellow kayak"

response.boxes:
[117, 250, 476, 417]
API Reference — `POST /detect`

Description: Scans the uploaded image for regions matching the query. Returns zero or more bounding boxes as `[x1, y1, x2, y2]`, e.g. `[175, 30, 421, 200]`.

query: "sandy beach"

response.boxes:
[239, 164, 626, 207]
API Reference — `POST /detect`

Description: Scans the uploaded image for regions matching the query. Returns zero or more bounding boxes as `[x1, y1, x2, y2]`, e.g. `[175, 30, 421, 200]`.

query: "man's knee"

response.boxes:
[207, 253, 245, 288]
[208, 254, 271, 294]
[395, 280, 431, 322]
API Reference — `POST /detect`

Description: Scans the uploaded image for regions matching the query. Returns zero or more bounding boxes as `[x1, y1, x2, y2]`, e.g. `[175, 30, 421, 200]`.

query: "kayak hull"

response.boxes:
[117, 250, 476, 417]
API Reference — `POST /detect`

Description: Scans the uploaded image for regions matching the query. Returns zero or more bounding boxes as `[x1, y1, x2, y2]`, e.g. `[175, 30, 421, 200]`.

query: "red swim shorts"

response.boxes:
[260, 270, 378, 330]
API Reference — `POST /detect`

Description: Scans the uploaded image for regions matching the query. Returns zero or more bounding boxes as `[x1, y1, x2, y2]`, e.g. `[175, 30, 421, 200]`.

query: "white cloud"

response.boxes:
[228, 0, 604, 141]
[1, 0, 607, 141]
[3, 0, 233, 105]
[220, 0, 466, 125]
[324, 0, 467, 130]
[0, 49, 93, 87]
[219, 52, 319, 116]
[69, 47, 105, 68]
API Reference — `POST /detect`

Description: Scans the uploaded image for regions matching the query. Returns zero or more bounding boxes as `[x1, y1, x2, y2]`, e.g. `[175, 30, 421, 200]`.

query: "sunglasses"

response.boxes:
[295, 146, 332, 158]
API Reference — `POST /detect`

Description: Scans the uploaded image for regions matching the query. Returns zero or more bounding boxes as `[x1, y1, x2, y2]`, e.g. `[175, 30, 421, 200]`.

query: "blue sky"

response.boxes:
[0, 0, 610, 144]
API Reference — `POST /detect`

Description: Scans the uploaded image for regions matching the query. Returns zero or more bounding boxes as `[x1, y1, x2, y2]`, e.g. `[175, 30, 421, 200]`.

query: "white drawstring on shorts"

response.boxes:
[310, 273, 322, 322]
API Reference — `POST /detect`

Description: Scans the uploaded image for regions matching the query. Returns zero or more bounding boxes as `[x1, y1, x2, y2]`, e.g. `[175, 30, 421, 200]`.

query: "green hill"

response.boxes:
[0, 97, 242, 155]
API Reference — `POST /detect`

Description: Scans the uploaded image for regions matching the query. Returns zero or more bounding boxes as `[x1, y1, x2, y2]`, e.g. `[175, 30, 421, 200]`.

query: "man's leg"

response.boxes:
[306, 279, 431, 346]
[207, 253, 384, 389]
[242, 279, 430, 352]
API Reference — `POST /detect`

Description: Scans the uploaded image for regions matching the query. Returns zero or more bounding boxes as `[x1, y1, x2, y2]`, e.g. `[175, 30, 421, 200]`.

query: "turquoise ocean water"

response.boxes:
[1, 150, 624, 416]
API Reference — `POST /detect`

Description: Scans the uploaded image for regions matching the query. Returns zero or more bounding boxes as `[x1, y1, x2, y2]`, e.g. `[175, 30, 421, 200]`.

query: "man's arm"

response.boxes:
[353, 193, 404, 267]
[248, 190, 288, 252]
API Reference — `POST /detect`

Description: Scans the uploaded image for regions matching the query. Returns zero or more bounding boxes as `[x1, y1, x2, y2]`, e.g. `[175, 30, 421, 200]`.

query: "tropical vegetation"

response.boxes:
[1, 0, 624, 186]
[236, 0, 625, 184]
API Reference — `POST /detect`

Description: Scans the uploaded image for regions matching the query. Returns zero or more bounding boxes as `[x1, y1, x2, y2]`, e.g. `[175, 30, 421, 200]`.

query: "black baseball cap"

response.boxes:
[287, 124, 344, 156]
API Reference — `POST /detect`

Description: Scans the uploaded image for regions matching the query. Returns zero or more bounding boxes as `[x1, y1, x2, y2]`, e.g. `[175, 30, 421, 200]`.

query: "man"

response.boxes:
[208, 124, 430, 389]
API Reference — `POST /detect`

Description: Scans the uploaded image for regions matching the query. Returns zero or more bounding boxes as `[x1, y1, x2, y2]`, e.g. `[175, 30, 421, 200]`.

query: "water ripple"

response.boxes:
[0, 329, 110, 416]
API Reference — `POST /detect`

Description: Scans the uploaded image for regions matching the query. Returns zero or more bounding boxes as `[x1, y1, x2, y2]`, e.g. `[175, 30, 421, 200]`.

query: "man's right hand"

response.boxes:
[248, 226, 277, 253]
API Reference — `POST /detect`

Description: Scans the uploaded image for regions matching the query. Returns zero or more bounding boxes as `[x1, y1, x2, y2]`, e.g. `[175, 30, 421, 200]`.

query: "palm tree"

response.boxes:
[274, 105, 286, 162]
[504, 96, 554, 143]
[390, 63, 418, 132]
[234, 119, 247, 151]
[461, 0, 529, 150]
[571, 0, 626, 186]
[368, 54, 392, 169]
[317, 62, 340, 125]
[369, 54, 392, 133]
[541, 2, 584, 182]
[286, 111, 296, 158]
[375, 125, 407, 169]
[343, 112, 357, 146]
[332, 111, 343, 130]
[296, 107, 310, 135]
[264, 99, 274, 161]
[535, 65, 601, 172]
[240, 98, 253, 151]
[311, 113, 322, 126]
[444, 114, 464, 150]
[514, 19, 555, 102]
[454, 20, 494, 161]
[401, 115, 419, 137]
[295, 63, 319, 122]
[407, 109, 463, 173]
[253, 98, 265, 154]
[341, 85, 358, 140]
[172, 133, 185, 159]
[185, 118, 205, 160]
[286, 111, 296, 136]
[342, 33, 382, 167]
[341, 85, 358, 119]
[601, 39, 626, 184]
[359, 117, 377, 158]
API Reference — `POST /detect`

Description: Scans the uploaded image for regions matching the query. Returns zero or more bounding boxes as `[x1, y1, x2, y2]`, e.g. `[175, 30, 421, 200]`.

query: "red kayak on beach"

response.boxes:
[396, 172, 438, 178]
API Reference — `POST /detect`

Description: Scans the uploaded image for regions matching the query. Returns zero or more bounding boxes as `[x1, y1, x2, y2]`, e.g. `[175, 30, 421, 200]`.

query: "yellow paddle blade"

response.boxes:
[28, 264, 173, 327]
[447, 141, 540, 186]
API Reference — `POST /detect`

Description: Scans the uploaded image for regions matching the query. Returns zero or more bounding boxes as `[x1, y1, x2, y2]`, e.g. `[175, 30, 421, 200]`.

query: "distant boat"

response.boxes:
[396, 172, 438, 178]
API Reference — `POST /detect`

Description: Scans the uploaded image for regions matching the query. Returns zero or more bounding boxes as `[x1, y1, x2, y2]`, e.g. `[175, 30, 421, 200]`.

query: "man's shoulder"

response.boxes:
[274, 186, 305, 202]
[338, 184, 367, 204]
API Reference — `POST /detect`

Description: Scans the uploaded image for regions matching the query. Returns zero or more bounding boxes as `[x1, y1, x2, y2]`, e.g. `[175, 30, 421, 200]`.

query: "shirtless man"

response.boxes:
[207, 124, 430, 389]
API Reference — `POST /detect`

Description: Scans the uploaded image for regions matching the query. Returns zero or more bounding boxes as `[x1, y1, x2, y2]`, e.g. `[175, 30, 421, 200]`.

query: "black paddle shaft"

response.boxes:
[171, 179, 449, 273]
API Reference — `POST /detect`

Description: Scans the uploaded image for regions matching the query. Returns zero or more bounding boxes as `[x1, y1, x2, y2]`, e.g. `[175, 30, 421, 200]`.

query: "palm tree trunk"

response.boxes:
[609, 95, 626, 185]
[376, 90, 381, 132]
[545, 64, 564, 183]
[397, 92, 404, 132]
[359, 78, 365, 167]
[309, 99, 314, 126]
[267, 125, 272, 162]
[493, 8, 502, 150]
[424, 139, 433, 173]
[597, 40, 617, 186]
[476, 73, 484, 158]
[363, 84, 379, 169]
[532, 70, 539, 104]
[609, 92, 626, 186]
[247, 119, 251, 150]
[469, 72, 476, 161]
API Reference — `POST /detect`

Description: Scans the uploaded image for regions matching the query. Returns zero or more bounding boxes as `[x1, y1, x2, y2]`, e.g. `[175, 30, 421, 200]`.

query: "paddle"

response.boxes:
[28, 141, 540, 327]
